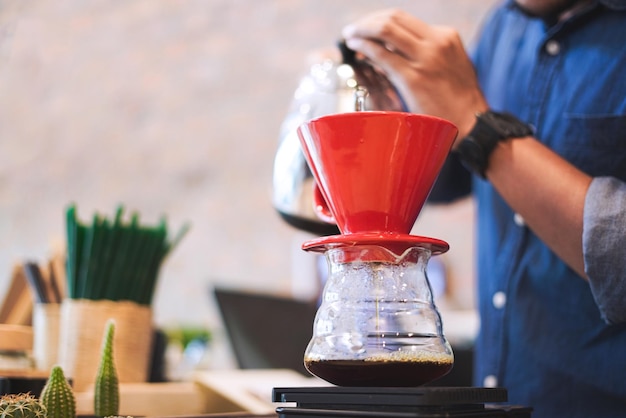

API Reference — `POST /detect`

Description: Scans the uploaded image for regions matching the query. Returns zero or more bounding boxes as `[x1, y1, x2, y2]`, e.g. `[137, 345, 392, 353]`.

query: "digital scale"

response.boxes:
[273, 386, 532, 418]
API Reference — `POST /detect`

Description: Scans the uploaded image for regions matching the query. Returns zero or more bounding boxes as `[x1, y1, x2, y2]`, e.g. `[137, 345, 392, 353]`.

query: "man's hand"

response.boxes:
[342, 9, 488, 142]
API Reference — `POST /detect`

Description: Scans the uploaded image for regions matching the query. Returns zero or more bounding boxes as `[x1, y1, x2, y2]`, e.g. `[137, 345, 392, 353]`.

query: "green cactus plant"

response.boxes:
[94, 320, 119, 417]
[40, 365, 76, 418]
[0, 394, 47, 418]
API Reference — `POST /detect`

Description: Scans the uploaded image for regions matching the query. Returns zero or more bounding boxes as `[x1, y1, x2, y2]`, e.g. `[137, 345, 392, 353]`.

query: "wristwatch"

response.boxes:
[455, 110, 534, 178]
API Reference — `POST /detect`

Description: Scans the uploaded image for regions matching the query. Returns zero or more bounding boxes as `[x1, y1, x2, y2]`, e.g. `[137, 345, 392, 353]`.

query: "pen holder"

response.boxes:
[57, 299, 153, 392]
[32, 303, 61, 373]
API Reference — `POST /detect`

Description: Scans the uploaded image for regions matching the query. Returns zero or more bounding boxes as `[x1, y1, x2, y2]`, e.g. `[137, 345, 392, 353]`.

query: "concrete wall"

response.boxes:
[0, 0, 497, 344]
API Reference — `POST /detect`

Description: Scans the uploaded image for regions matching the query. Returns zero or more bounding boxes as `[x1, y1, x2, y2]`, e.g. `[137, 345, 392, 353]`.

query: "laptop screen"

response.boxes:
[213, 287, 317, 376]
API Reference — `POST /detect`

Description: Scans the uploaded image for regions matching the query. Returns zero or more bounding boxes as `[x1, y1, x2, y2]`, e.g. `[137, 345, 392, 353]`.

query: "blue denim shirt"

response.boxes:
[465, 1, 626, 417]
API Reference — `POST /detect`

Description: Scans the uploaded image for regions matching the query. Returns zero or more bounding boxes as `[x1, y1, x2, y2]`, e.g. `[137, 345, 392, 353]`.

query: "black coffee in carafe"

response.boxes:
[305, 356, 453, 387]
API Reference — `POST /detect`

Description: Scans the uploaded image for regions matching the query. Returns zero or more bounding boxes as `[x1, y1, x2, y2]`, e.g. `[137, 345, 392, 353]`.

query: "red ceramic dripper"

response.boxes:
[297, 111, 458, 237]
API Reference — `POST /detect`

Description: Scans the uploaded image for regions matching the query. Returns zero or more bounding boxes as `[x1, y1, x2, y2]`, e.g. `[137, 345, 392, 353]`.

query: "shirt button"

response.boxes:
[545, 39, 560, 55]
[484, 375, 498, 388]
[513, 213, 525, 227]
[492, 291, 507, 309]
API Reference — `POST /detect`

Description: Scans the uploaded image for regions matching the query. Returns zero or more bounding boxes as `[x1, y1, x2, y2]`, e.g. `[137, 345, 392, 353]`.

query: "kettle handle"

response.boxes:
[337, 39, 357, 65]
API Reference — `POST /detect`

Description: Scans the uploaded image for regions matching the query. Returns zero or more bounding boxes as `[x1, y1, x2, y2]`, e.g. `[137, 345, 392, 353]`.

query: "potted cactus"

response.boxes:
[0, 393, 47, 418]
[39, 365, 76, 418]
[0, 321, 125, 418]
[94, 320, 119, 417]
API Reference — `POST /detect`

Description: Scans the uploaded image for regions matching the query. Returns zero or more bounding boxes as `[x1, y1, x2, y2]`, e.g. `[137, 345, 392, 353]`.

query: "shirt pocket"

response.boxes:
[559, 114, 626, 177]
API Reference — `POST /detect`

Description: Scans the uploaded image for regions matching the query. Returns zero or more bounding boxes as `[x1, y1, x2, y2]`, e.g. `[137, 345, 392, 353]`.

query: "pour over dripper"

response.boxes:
[297, 111, 457, 237]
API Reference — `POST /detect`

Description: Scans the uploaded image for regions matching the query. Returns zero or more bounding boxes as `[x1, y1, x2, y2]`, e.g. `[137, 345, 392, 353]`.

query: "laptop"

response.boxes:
[213, 287, 317, 376]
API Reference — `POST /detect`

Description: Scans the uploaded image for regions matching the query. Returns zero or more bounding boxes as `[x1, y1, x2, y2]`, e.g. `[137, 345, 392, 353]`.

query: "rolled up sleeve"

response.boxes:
[583, 176, 626, 324]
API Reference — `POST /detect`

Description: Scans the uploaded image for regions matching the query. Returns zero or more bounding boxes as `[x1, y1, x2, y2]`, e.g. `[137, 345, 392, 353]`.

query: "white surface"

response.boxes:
[193, 368, 327, 414]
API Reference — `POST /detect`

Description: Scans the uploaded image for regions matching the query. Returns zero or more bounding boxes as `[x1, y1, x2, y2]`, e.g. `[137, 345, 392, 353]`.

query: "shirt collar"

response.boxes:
[505, 0, 623, 28]
[600, 0, 626, 10]
[506, 0, 626, 11]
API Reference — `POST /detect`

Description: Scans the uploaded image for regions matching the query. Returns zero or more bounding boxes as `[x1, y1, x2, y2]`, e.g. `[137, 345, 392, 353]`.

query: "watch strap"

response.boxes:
[455, 111, 533, 178]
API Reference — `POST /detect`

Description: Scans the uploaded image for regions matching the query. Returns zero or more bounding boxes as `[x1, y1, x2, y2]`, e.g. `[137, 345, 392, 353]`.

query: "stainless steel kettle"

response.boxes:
[272, 41, 406, 235]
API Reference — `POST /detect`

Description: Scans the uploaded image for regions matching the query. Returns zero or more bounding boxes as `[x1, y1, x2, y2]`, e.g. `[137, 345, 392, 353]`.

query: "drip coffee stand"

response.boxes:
[273, 111, 532, 417]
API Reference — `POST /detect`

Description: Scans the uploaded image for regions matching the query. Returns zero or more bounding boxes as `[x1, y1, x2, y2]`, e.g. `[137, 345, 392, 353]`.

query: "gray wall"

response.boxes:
[0, 1, 497, 337]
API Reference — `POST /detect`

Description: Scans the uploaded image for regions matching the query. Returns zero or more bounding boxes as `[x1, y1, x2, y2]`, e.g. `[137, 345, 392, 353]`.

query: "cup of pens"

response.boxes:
[57, 204, 188, 391]
[33, 302, 61, 373]
[21, 260, 64, 372]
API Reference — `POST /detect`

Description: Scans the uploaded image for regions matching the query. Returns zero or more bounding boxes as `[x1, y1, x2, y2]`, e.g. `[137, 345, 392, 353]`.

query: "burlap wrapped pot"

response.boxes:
[57, 299, 153, 392]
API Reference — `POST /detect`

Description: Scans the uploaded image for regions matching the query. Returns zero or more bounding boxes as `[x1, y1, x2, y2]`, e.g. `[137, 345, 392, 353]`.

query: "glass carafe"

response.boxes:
[304, 244, 453, 387]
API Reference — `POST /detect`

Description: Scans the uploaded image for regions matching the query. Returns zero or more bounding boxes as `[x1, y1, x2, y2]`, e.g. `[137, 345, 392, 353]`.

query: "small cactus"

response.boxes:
[40, 365, 76, 418]
[94, 320, 119, 417]
[0, 394, 47, 418]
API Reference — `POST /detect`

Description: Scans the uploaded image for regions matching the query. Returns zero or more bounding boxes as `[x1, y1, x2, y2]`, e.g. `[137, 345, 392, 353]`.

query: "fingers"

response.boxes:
[343, 28, 415, 63]
[342, 9, 433, 61]
[342, 36, 410, 70]
[342, 9, 434, 40]
[339, 8, 488, 130]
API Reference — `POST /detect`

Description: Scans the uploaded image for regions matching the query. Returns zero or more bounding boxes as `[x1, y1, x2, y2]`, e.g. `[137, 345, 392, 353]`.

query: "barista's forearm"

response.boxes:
[486, 136, 592, 279]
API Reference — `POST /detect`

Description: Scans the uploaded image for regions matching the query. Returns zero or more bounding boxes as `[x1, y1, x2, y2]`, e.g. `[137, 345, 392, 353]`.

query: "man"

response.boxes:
[342, 1, 626, 417]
